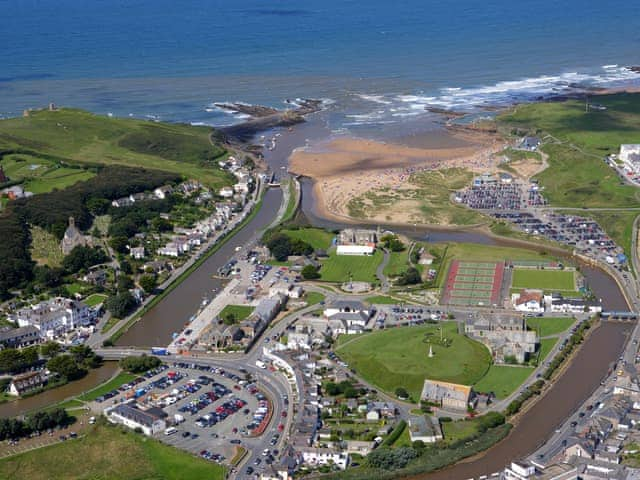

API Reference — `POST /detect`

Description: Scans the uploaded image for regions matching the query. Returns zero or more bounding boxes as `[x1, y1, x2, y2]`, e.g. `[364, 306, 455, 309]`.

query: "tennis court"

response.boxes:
[441, 260, 505, 306]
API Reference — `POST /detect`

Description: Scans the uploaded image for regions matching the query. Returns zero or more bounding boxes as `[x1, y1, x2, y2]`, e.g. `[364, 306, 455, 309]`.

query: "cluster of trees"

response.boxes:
[62, 245, 108, 274]
[119, 354, 162, 373]
[543, 319, 591, 380]
[323, 380, 364, 399]
[0, 408, 72, 441]
[0, 213, 34, 299]
[263, 232, 313, 261]
[505, 379, 545, 416]
[46, 345, 102, 381]
[0, 346, 40, 374]
[105, 290, 137, 318]
[367, 446, 419, 470]
[396, 267, 421, 286]
[380, 234, 405, 252]
[108, 198, 174, 252]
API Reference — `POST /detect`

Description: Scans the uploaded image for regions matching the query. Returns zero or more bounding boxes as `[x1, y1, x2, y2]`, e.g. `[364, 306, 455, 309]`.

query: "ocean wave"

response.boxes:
[354, 93, 393, 105]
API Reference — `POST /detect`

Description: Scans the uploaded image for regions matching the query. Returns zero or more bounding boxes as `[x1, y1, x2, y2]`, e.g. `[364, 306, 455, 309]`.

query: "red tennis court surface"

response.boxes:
[441, 260, 504, 306]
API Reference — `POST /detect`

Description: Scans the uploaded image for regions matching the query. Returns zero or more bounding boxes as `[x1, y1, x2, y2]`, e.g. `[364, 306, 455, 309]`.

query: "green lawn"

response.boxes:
[77, 372, 138, 402]
[383, 250, 410, 277]
[304, 291, 325, 306]
[218, 304, 254, 322]
[0, 424, 225, 480]
[526, 317, 575, 337]
[281, 227, 335, 251]
[365, 295, 402, 305]
[0, 108, 233, 189]
[84, 293, 107, 308]
[473, 365, 534, 399]
[335, 323, 492, 400]
[511, 269, 575, 291]
[64, 282, 89, 296]
[499, 95, 640, 208]
[538, 337, 559, 363]
[320, 249, 383, 283]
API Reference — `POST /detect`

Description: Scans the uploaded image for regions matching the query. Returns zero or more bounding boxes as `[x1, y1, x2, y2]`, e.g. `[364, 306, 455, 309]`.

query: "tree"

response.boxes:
[86, 197, 110, 216]
[62, 246, 108, 274]
[301, 265, 321, 280]
[117, 275, 134, 291]
[33, 265, 64, 288]
[396, 267, 421, 286]
[381, 234, 405, 252]
[105, 291, 137, 318]
[139, 274, 157, 294]
[39, 341, 61, 358]
[395, 387, 409, 399]
[47, 354, 87, 381]
[151, 217, 172, 232]
[109, 236, 129, 254]
[119, 355, 161, 373]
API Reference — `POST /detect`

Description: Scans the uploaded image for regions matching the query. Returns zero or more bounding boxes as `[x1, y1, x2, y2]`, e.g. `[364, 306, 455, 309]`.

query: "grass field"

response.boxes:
[365, 295, 403, 305]
[78, 372, 137, 402]
[320, 249, 383, 283]
[587, 211, 638, 266]
[335, 323, 492, 400]
[499, 95, 640, 208]
[281, 227, 334, 251]
[218, 305, 254, 323]
[0, 424, 225, 480]
[526, 317, 575, 337]
[29, 225, 64, 267]
[84, 293, 107, 308]
[1, 153, 96, 195]
[304, 292, 326, 306]
[383, 250, 410, 277]
[511, 269, 575, 291]
[538, 337, 559, 363]
[0, 108, 233, 189]
[473, 365, 534, 399]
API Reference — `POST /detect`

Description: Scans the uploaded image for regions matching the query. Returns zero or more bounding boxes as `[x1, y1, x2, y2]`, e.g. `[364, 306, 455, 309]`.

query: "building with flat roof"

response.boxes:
[408, 415, 443, 443]
[106, 401, 167, 436]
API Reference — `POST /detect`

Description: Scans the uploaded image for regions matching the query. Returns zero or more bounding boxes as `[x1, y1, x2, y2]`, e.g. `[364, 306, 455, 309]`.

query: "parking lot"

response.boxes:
[94, 362, 276, 467]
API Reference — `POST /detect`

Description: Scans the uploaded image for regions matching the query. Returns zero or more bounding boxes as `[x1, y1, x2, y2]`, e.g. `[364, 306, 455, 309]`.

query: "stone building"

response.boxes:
[60, 217, 90, 255]
[464, 313, 538, 364]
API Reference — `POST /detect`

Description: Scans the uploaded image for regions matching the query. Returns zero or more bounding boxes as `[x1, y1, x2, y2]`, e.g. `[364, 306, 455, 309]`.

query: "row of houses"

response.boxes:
[512, 289, 602, 314]
[111, 181, 204, 208]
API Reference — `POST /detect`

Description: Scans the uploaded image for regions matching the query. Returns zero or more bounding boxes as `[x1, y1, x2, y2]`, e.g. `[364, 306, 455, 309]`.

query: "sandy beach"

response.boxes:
[289, 128, 505, 223]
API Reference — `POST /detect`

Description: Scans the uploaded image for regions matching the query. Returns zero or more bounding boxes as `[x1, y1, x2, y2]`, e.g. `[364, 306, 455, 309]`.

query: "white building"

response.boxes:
[106, 402, 167, 436]
[300, 448, 349, 470]
[336, 244, 375, 256]
[511, 289, 544, 313]
[545, 294, 602, 314]
[219, 186, 234, 198]
[620, 144, 640, 174]
[14, 297, 91, 339]
[407, 415, 443, 444]
[130, 246, 145, 259]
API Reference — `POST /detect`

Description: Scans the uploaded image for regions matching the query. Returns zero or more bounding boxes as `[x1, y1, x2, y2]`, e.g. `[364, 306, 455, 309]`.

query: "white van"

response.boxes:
[164, 427, 177, 436]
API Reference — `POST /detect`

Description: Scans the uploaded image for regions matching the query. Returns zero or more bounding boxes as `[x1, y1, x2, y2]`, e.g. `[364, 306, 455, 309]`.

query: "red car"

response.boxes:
[277, 424, 284, 432]
[281, 411, 287, 418]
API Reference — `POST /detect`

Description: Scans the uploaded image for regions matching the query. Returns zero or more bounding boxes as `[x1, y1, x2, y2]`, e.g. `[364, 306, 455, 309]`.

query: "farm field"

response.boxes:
[320, 249, 383, 283]
[335, 322, 492, 400]
[526, 317, 575, 337]
[0, 108, 233, 189]
[0, 424, 225, 480]
[473, 365, 534, 399]
[511, 268, 575, 291]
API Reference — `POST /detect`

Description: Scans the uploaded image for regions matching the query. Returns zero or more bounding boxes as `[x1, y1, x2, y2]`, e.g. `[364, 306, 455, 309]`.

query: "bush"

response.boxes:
[301, 265, 321, 280]
[367, 446, 417, 470]
[396, 267, 421, 286]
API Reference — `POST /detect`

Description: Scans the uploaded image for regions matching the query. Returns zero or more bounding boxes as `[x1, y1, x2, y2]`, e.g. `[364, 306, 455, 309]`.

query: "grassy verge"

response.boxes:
[383, 250, 410, 277]
[281, 227, 334, 250]
[77, 372, 137, 402]
[473, 365, 534, 399]
[526, 317, 575, 337]
[305, 291, 325, 306]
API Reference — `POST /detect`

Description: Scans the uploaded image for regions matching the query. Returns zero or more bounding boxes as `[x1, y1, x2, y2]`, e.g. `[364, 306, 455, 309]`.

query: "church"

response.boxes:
[60, 217, 90, 255]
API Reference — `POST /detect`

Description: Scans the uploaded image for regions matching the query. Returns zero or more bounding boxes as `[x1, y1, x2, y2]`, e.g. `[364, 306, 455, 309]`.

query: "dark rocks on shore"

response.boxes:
[220, 98, 323, 144]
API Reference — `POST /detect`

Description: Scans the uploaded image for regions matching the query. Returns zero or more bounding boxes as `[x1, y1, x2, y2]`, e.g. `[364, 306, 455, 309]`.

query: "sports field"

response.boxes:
[441, 260, 504, 306]
[511, 268, 575, 291]
[335, 322, 492, 400]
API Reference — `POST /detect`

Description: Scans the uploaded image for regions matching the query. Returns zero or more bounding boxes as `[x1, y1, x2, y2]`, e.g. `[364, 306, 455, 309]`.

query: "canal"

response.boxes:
[0, 362, 119, 418]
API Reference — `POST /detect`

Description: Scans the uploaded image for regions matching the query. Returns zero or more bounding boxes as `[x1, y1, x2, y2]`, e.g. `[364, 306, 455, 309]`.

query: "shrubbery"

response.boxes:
[0, 408, 72, 440]
[119, 355, 162, 373]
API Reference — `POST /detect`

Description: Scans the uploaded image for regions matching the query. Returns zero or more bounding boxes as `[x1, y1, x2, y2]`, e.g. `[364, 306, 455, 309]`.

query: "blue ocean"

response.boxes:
[1, 0, 640, 133]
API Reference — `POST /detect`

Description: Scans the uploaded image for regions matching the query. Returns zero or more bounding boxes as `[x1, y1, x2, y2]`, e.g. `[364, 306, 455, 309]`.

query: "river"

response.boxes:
[0, 362, 119, 418]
